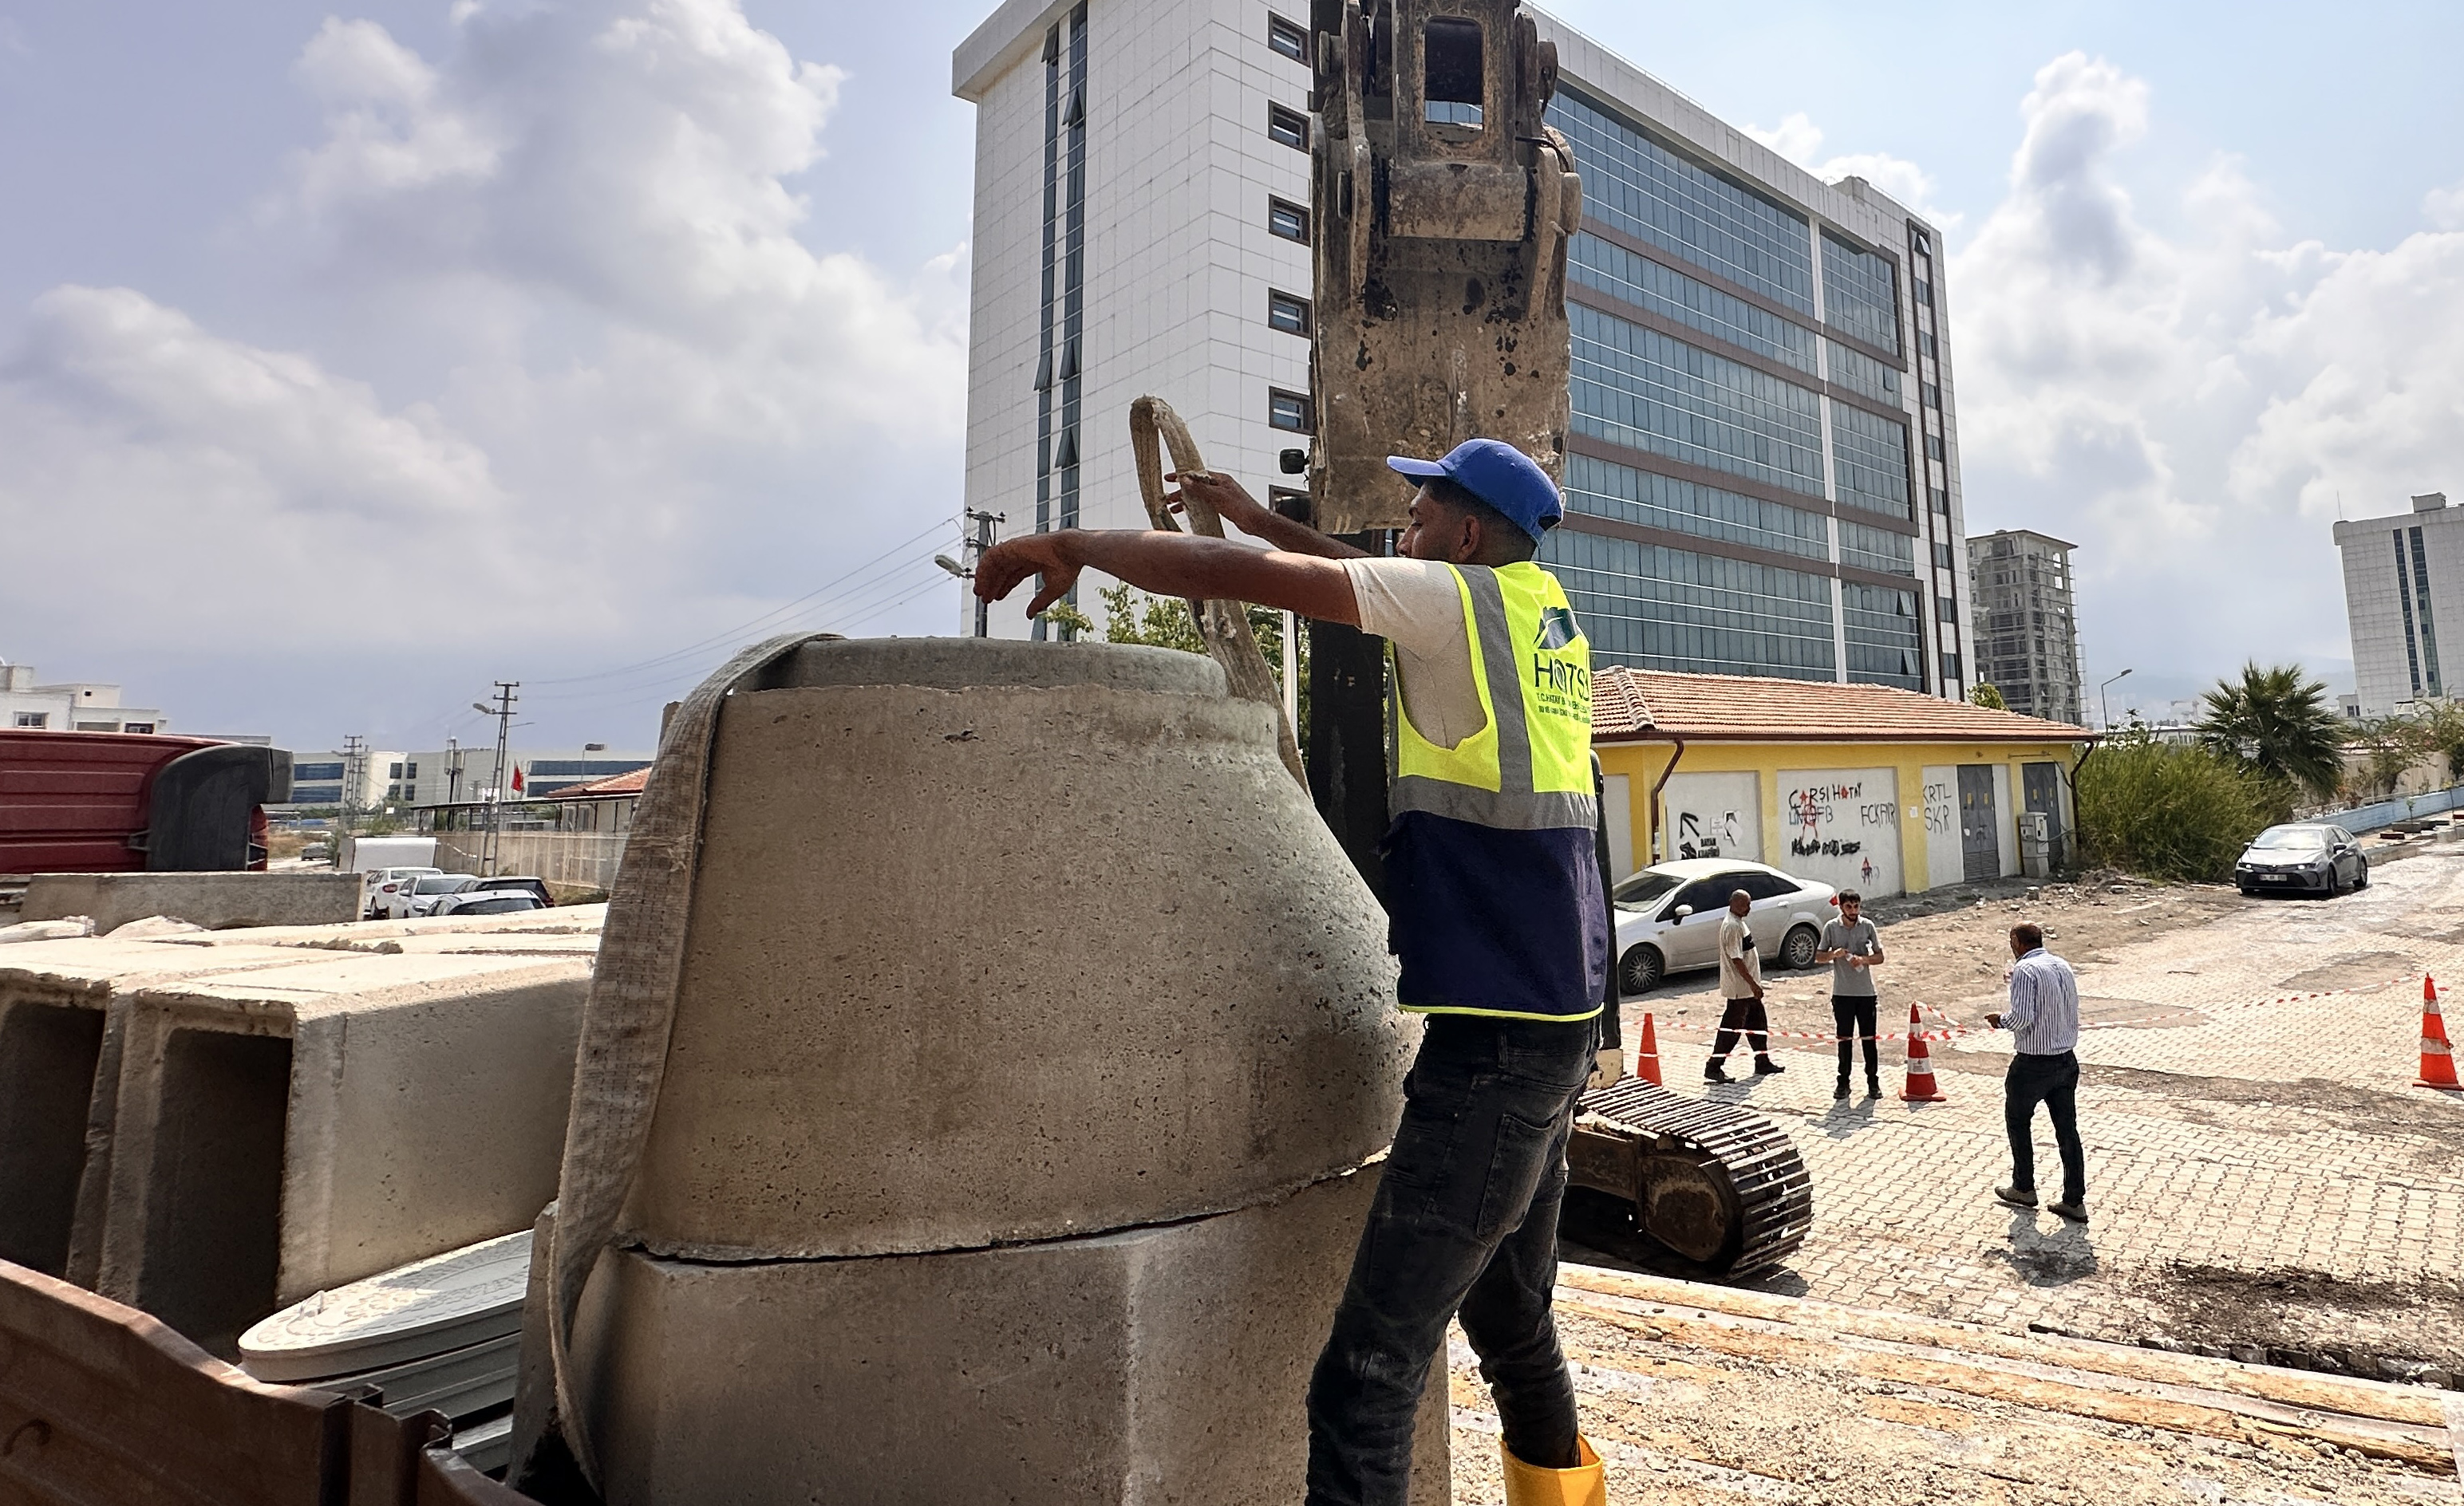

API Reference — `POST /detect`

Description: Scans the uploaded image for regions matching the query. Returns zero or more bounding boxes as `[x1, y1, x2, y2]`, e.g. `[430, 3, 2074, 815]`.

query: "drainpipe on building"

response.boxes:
[1648, 736, 1688, 865]
[2060, 734, 2103, 873]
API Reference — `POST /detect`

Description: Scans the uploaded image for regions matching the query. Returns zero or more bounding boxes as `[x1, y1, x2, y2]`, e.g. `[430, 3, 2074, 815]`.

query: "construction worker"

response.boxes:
[974, 438, 1613, 1506]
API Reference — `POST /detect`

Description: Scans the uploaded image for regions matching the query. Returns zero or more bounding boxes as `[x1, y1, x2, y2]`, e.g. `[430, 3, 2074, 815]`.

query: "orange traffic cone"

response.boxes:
[1899, 1001, 1947, 1102]
[2418, 976, 2459, 1090]
[1635, 1013, 1663, 1086]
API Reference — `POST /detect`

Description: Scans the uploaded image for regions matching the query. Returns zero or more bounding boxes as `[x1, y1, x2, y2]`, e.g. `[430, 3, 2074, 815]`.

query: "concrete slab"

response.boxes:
[623, 641, 1409, 1260]
[569, 1163, 1449, 1506]
[22, 871, 361, 931]
[76, 950, 588, 1355]
[0, 938, 330, 1279]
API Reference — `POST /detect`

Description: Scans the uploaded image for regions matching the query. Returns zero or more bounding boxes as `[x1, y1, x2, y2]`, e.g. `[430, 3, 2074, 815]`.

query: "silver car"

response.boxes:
[1610, 858, 1841, 995]
[388, 873, 478, 920]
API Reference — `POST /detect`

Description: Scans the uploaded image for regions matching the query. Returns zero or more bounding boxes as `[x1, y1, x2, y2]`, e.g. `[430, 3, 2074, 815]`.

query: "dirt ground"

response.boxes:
[1447, 1269, 2464, 1505]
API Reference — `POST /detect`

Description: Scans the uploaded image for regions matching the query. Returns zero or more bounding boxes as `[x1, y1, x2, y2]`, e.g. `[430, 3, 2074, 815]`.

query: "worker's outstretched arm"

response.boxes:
[974, 529, 1360, 625]
[1170, 472, 1372, 561]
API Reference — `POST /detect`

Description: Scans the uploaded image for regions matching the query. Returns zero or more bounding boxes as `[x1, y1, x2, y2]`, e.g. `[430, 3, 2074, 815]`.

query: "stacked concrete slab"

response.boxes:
[0, 908, 598, 1358]
[543, 638, 1442, 1502]
[21, 870, 362, 931]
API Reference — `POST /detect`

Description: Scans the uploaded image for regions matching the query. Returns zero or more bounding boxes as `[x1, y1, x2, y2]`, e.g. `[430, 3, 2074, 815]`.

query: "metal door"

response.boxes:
[1957, 765, 2000, 881]
[2021, 762, 2064, 865]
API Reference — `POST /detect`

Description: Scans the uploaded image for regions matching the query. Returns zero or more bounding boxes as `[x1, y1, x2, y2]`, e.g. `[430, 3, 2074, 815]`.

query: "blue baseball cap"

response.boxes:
[1386, 439, 1563, 542]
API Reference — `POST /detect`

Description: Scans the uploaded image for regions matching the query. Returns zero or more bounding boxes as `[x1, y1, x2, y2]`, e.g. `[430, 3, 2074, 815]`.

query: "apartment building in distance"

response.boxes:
[1966, 529, 2083, 727]
[1, 663, 168, 734]
[952, 0, 1972, 694]
[2335, 491, 2464, 716]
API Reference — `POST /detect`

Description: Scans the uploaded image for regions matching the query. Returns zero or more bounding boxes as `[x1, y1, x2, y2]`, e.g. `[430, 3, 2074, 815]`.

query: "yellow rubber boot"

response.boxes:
[1501, 1437, 1606, 1506]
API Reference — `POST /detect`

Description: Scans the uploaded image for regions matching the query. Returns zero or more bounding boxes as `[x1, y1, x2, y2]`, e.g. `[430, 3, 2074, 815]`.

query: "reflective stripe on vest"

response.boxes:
[1388, 562, 1597, 833]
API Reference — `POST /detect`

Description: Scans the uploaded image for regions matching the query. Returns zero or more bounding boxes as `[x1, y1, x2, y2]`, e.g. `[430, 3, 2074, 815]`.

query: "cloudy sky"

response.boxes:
[3, 1, 2462, 748]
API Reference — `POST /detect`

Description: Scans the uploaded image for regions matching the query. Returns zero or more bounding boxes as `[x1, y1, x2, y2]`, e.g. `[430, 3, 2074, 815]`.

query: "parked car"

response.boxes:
[1610, 858, 1840, 995]
[2234, 822, 2368, 897]
[388, 873, 478, 920]
[429, 890, 547, 918]
[464, 876, 553, 907]
[362, 865, 442, 918]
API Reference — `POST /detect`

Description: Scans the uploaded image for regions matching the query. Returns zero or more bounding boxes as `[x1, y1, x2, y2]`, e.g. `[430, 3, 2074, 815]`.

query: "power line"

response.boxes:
[526, 516, 958, 690]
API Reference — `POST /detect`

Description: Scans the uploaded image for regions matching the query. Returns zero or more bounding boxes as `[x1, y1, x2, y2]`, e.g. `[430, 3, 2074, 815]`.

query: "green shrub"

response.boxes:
[2075, 727, 2274, 881]
[1968, 683, 2007, 711]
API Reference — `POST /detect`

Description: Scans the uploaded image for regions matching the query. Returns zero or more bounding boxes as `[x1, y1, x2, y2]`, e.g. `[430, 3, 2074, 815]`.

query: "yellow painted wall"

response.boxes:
[1596, 739, 2087, 896]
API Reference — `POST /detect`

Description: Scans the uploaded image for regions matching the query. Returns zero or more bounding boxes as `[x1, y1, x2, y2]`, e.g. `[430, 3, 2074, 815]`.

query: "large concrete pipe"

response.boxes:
[530, 636, 1442, 1503]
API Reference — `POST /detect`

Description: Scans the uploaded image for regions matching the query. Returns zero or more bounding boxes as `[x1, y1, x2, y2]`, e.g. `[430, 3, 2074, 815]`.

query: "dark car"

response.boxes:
[464, 876, 553, 907]
[2235, 822, 2369, 897]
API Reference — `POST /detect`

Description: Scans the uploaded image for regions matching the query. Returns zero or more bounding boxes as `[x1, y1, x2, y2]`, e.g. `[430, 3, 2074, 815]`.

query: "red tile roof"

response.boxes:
[1592, 666, 2089, 744]
[551, 766, 650, 798]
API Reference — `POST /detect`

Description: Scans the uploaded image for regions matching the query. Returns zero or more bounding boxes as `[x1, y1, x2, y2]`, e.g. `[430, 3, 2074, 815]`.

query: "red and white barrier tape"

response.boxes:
[1638, 975, 2423, 1047]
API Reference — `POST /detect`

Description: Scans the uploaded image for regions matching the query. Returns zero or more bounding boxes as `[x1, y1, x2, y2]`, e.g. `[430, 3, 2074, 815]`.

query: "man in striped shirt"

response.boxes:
[1985, 922, 2087, 1222]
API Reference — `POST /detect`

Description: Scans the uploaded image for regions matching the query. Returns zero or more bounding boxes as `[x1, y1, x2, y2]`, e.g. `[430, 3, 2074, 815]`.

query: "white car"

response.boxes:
[388, 873, 478, 920]
[1609, 858, 1839, 995]
[362, 865, 442, 919]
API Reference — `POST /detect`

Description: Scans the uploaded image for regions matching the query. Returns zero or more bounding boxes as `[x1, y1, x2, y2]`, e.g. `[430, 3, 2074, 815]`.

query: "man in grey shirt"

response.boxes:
[1985, 922, 2087, 1221]
[1814, 890, 1885, 1101]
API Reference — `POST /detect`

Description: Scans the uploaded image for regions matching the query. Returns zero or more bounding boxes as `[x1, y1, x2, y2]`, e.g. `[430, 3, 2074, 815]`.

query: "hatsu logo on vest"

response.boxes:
[1527, 649, 1589, 723]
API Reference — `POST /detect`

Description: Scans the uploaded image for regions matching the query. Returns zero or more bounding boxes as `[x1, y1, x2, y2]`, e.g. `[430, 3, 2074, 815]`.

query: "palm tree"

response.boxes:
[2195, 663, 2345, 802]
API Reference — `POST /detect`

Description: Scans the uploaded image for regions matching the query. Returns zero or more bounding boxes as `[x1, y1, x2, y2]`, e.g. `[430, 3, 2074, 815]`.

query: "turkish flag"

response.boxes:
[511, 764, 525, 794]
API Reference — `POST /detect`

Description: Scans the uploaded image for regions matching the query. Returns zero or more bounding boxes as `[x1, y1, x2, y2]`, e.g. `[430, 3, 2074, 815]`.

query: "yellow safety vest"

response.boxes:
[1384, 561, 1606, 1021]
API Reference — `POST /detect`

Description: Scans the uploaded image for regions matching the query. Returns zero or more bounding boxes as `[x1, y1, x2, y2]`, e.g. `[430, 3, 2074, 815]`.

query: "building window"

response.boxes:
[1930, 486, 1950, 514]
[1268, 388, 1314, 432]
[1267, 12, 1306, 61]
[13, 712, 46, 728]
[1937, 594, 1958, 627]
[123, 722, 155, 735]
[1914, 278, 1934, 307]
[1267, 290, 1313, 336]
[1267, 103, 1310, 152]
[1941, 650, 1963, 684]
[1918, 331, 1939, 358]
[389, 762, 405, 778]
[1922, 381, 1942, 408]
[2412, 525, 2444, 696]
[1268, 196, 1310, 243]
[1924, 433, 1947, 461]
[1933, 540, 1955, 570]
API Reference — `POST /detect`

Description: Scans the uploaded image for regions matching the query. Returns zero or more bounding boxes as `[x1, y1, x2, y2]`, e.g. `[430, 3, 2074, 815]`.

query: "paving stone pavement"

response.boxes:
[1591, 848, 2464, 1363]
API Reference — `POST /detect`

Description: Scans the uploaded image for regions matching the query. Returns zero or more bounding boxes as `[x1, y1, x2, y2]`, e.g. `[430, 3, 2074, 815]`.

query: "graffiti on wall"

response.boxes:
[1775, 769, 1904, 894]
[1661, 771, 1761, 865]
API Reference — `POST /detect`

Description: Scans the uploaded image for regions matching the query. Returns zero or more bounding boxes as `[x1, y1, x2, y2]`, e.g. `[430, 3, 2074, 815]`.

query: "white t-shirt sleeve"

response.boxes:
[1337, 557, 1488, 751]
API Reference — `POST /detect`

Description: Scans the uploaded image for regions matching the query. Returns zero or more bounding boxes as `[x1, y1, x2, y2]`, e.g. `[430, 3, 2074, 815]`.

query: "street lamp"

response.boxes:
[2099, 668, 2134, 730]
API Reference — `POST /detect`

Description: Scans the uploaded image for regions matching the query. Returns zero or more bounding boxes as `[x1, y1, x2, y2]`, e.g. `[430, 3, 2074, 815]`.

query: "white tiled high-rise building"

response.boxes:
[2335, 491, 2464, 716]
[952, 1, 1973, 695]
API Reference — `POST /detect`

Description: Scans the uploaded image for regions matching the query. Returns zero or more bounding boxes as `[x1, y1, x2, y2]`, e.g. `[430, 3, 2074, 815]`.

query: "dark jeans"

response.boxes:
[1708, 995, 1771, 1062]
[1832, 995, 1879, 1082]
[1305, 1015, 1594, 1506]
[2004, 1050, 2086, 1202]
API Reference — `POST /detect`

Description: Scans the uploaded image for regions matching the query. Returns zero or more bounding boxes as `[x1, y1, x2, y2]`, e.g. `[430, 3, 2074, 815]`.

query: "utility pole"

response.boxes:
[339, 734, 365, 840]
[446, 736, 464, 805]
[936, 510, 1006, 637]
[472, 684, 518, 877]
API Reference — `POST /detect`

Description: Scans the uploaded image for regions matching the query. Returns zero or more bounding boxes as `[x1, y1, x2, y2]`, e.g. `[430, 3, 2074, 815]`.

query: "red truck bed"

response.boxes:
[0, 729, 259, 874]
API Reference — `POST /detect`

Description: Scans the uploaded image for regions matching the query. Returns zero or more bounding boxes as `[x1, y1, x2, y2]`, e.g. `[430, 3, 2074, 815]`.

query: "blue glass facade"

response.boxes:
[1550, 92, 1814, 314]
[1536, 81, 1948, 693]
[1564, 452, 1828, 561]
[1570, 304, 1825, 499]
[1821, 231, 1901, 356]
[1542, 530, 1837, 680]
[1569, 233, 1814, 375]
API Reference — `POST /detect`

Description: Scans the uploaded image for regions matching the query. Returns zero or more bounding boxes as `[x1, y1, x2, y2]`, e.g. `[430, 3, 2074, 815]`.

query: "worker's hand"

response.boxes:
[1589, 1047, 1623, 1089]
[973, 533, 1083, 617]
[1984, 1012, 2004, 1030]
[1167, 471, 1269, 535]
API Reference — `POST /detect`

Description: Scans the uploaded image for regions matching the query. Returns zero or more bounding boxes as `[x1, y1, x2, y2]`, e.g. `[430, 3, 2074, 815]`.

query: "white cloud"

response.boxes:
[1949, 51, 2464, 684]
[1743, 110, 1961, 231]
[0, 0, 966, 738]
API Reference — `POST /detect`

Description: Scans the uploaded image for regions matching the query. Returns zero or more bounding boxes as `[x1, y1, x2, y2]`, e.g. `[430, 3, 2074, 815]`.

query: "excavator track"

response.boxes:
[1566, 1079, 1814, 1281]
